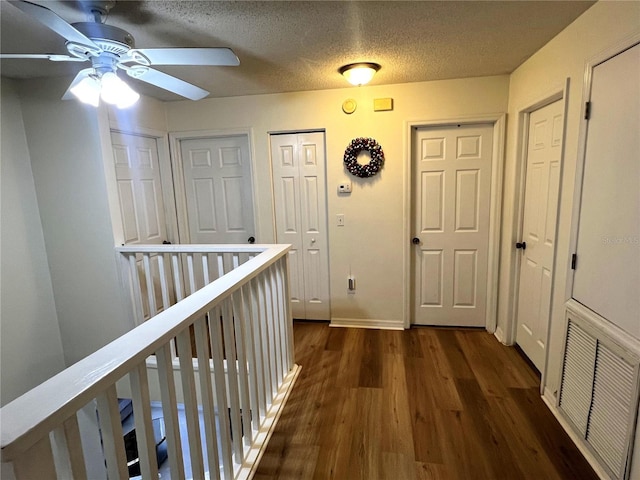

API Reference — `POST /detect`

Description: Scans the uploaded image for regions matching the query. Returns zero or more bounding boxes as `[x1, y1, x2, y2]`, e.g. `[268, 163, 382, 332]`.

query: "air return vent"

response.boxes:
[558, 307, 640, 480]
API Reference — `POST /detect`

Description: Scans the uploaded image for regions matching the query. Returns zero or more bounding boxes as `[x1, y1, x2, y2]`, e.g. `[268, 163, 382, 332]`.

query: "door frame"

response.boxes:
[105, 123, 179, 246]
[504, 80, 569, 392]
[403, 114, 506, 330]
[168, 129, 259, 244]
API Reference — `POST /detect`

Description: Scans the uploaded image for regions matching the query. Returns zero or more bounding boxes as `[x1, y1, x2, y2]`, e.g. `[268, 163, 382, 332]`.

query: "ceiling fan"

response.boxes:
[1, 0, 240, 107]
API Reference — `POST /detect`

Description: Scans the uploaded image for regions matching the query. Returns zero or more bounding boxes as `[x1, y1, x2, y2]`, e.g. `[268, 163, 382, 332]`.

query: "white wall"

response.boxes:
[0, 79, 66, 406]
[17, 77, 132, 366]
[165, 75, 509, 324]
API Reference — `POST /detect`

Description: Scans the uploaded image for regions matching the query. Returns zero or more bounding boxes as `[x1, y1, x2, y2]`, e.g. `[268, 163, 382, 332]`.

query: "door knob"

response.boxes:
[162, 240, 172, 245]
[515, 241, 527, 250]
[311, 238, 316, 243]
[412, 237, 421, 245]
[248, 236, 255, 244]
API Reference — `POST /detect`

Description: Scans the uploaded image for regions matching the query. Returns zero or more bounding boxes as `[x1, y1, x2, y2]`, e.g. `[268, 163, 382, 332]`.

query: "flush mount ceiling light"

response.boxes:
[339, 62, 381, 86]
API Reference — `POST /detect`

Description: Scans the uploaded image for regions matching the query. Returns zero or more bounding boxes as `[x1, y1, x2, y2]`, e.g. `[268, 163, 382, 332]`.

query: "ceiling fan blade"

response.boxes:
[126, 67, 210, 100]
[125, 48, 240, 67]
[61, 68, 94, 100]
[0, 53, 88, 62]
[8, 0, 99, 51]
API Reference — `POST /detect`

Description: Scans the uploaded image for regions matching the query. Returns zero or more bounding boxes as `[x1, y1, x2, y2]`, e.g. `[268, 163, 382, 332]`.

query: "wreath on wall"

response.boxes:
[343, 137, 385, 178]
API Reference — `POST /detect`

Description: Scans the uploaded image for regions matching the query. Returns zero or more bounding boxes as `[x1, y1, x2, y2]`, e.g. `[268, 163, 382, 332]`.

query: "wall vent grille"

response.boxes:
[558, 312, 640, 480]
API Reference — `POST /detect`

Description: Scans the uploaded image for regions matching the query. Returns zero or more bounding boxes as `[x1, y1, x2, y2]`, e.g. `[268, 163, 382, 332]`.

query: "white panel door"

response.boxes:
[179, 135, 255, 244]
[572, 43, 640, 339]
[515, 99, 564, 371]
[271, 132, 330, 320]
[412, 124, 493, 326]
[111, 131, 168, 320]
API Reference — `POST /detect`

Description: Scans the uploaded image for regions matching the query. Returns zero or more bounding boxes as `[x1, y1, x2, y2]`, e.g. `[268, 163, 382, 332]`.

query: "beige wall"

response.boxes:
[0, 79, 66, 405]
[165, 75, 509, 324]
[499, 3, 640, 476]
[498, 0, 640, 394]
[17, 77, 133, 366]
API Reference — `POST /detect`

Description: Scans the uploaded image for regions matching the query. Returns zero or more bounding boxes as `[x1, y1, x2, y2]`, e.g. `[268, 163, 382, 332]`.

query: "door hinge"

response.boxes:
[571, 253, 577, 270]
[584, 101, 591, 120]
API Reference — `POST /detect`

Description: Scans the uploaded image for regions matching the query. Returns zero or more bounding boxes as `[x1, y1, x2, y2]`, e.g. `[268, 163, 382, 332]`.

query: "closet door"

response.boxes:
[572, 43, 640, 339]
[270, 132, 330, 320]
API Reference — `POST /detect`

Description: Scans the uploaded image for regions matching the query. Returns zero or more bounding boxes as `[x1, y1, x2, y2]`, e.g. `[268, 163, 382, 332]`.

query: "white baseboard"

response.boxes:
[330, 317, 404, 330]
[541, 388, 611, 480]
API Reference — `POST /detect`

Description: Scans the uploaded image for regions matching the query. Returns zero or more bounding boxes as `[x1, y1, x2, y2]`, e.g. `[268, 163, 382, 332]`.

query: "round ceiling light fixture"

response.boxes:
[339, 62, 381, 86]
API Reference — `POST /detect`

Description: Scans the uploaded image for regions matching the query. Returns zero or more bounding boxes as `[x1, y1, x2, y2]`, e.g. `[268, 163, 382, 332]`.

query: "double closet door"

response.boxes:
[270, 132, 330, 320]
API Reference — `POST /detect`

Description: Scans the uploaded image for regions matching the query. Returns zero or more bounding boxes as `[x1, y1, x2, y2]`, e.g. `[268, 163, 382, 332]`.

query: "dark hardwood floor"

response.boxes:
[254, 322, 597, 480]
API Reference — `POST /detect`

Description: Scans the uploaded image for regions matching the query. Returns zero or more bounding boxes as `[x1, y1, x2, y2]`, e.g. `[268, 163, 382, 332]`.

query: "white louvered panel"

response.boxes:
[559, 320, 597, 435]
[587, 344, 636, 479]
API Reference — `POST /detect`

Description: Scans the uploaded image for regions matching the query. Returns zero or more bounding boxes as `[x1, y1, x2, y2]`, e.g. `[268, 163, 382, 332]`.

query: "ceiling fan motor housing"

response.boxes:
[72, 22, 135, 55]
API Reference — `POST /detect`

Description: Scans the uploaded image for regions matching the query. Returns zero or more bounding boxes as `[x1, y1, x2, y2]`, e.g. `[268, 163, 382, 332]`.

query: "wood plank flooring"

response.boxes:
[254, 322, 597, 480]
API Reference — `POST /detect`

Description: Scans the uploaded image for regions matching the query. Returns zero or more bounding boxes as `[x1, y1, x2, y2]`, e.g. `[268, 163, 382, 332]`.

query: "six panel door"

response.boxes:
[516, 99, 564, 371]
[412, 124, 493, 326]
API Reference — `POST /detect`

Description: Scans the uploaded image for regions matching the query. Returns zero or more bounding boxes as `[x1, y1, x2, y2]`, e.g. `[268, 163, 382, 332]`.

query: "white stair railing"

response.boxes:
[1, 244, 299, 480]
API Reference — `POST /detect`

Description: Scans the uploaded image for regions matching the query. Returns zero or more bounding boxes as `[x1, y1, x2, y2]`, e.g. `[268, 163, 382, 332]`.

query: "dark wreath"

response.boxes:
[343, 137, 385, 178]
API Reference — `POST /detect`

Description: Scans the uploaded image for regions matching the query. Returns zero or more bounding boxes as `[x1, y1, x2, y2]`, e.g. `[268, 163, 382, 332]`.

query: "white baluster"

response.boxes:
[249, 278, 267, 418]
[187, 254, 197, 295]
[194, 317, 222, 479]
[232, 253, 240, 270]
[222, 298, 245, 463]
[172, 253, 184, 302]
[256, 276, 274, 402]
[268, 266, 284, 386]
[51, 414, 87, 480]
[177, 329, 205, 478]
[96, 386, 128, 480]
[241, 283, 261, 432]
[208, 305, 234, 480]
[143, 253, 157, 317]
[11, 435, 56, 480]
[279, 258, 295, 371]
[262, 274, 278, 398]
[232, 290, 253, 446]
[217, 253, 225, 277]
[155, 343, 186, 480]
[129, 253, 145, 325]
[157, 254, 170, 311]
[130, 363, 159, 480]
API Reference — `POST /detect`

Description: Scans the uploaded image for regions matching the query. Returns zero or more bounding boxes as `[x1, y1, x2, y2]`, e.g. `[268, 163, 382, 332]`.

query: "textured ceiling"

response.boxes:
[0, 0, 596, 101]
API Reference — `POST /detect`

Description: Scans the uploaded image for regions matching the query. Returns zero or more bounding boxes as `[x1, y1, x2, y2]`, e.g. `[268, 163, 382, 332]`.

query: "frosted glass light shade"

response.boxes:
[339, 62, 381, 86]
[100, 72, 140, 108]
[70, 75, 101, 107]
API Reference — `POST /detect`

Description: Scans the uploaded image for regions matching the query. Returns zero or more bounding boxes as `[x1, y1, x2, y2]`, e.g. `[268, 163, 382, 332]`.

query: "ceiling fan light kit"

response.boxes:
[339, 62, 381, 86]
[2, 0, 240, 107]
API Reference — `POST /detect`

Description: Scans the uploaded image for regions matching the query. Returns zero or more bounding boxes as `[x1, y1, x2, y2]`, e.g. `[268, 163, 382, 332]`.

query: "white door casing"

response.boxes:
[411, 123, 494, 327]
[178, 135, 255, 244]
[270, 132, 330, 320]
[515, 99, 564, 371]
[111, 131, 168, 320]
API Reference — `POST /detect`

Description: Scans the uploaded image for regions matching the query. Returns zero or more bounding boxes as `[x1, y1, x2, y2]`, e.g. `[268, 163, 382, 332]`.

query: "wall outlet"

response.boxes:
[336, 214, 345, 226]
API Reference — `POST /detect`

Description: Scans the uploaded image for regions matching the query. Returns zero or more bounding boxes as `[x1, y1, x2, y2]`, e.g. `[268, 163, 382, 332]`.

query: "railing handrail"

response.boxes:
[115, 244, 272, 254]
[0, 244, 291, 463]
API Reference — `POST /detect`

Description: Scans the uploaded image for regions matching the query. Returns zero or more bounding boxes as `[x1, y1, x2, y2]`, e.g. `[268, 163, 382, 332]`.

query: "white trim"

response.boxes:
[168, 128, 259, 244]
[330, 317, 404, 330]
[403, 114, 506, 331]
[564, 33, 640, 302]
[541, 388, 611, 480]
